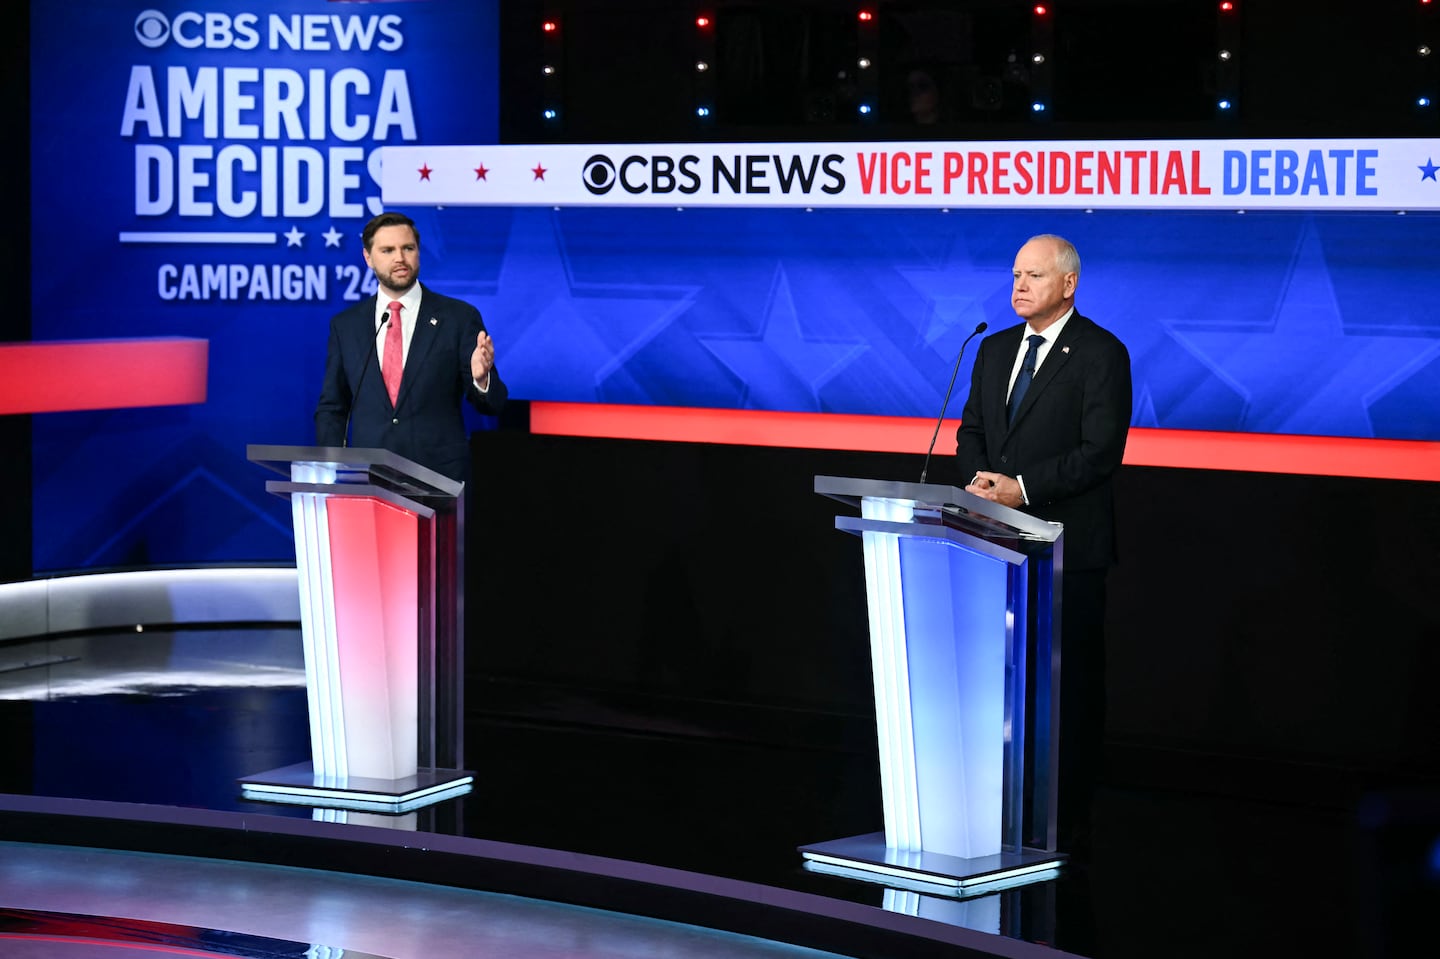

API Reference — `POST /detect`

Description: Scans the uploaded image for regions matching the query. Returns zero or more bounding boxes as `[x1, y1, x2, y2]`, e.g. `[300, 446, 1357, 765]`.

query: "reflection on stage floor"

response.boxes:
[0, 624, 1429, 959]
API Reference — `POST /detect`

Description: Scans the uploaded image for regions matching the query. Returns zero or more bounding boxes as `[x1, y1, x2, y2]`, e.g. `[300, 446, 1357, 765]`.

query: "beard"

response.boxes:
[374, 264, 418, 294]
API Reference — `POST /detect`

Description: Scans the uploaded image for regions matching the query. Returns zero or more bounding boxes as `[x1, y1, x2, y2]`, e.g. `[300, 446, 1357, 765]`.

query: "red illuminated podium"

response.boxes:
[242, 445, 471, 812]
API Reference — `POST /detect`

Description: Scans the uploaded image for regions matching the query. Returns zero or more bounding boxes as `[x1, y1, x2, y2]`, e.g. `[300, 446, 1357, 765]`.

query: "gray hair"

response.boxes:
[1028, 234, 1081, 278]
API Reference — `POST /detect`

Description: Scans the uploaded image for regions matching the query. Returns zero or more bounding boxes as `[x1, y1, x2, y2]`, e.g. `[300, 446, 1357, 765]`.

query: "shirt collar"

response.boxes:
[376, 285, 424, 325]
[1027, 306, 1074, 342]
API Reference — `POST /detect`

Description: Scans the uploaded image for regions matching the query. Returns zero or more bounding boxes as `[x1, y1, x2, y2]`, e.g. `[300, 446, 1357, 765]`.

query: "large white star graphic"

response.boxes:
[466, 209, 700, 403]
[323, 226, 344, 248]
[699, 264, 868, 410]
[1165, 219, 1439, 436]
[283, 226, 304, 247]
[895, 238, 994, 347]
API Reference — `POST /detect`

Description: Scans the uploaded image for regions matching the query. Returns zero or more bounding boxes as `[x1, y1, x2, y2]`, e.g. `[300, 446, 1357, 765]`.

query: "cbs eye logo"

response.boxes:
[582, 155, 617, 195]
[135, 9, 170, 48]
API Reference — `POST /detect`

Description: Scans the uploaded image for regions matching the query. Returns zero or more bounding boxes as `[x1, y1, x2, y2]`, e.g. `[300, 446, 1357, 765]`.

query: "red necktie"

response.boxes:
[382, 300, 403, 406]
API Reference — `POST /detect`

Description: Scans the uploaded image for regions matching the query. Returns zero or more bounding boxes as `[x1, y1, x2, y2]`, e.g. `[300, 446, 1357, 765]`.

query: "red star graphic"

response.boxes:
[418, 163, 432, 181]
[531, 163, 547, 181]
[474, 163, 489, 181]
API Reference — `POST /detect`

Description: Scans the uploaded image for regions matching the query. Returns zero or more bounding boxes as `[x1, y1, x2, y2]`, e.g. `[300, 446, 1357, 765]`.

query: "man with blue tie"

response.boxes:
[315, 212, 507, 482]
[955, 234, 1132, 858]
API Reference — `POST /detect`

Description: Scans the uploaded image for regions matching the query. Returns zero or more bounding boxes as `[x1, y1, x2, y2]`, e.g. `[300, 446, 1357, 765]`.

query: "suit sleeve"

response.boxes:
[314, 315, 351, 447]
[1020, 332, 1132, 508]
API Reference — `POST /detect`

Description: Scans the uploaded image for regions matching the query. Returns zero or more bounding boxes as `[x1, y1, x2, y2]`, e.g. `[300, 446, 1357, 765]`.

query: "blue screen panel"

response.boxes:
[414, 205, 1440, 440]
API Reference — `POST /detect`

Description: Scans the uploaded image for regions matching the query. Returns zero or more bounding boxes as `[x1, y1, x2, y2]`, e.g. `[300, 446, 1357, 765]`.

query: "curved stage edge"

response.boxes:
[0, 794, 1075, 959]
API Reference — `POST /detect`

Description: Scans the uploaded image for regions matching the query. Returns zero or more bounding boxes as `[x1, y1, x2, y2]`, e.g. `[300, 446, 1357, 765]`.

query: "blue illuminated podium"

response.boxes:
[800, 476, 1065, 894]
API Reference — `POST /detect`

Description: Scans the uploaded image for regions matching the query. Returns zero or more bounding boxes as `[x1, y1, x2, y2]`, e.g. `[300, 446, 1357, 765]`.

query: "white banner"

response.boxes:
[381, 138, 1440, 211]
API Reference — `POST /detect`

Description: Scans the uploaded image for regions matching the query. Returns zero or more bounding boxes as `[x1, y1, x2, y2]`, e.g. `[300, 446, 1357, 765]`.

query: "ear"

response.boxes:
[1064, 272, 1078, 298]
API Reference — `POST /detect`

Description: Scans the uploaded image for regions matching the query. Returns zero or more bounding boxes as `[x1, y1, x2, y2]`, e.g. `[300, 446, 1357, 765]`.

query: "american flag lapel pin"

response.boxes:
[430, 317, 439, 326]
[1062, 346, 1070, 354]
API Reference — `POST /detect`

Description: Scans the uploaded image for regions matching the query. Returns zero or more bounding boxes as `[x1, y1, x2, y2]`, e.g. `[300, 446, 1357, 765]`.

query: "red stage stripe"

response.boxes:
[529, 402, 1440, 482]
[0, 339, 208, 415]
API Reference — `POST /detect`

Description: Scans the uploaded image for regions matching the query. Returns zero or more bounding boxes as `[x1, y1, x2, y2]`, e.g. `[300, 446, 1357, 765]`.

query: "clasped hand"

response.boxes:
[965, 471, 1024, 508]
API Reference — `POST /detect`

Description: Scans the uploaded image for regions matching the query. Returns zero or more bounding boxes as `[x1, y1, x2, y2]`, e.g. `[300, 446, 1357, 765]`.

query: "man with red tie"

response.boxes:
[315, 212, 507, 482]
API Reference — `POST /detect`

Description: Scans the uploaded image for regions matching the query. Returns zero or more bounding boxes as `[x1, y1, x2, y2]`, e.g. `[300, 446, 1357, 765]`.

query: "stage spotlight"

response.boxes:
[542, 20, 558, 33]
[858, 57, 872, 69]
[1032, 53, 1046, 64]
[1420, 96, 1433, 107]
[1031, 101, 1047, 112]
[1219, 49, 1232, 60]
[542, 65, 555, 75]
[543, 108, 558, 119]
[858, 103, 873, 115]
[1218, 99, 1233, 110]
[696, 61, 709, 71]
[696, 106, 711, 117]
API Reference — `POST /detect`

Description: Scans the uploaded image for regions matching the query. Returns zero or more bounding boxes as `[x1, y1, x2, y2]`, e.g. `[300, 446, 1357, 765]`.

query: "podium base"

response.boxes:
[239, 762, 473, 814]
[799, 832, 1064, 897]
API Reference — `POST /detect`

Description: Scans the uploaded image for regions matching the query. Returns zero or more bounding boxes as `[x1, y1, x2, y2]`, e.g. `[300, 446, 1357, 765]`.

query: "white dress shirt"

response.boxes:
[1005, 307, 1075, 506]
[1006, 307, 1074, 402]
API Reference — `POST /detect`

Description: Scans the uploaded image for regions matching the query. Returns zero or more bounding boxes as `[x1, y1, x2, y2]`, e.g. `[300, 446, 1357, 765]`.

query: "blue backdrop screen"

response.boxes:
[408, 205, 1440, 443]
[29, 0, 498, 570]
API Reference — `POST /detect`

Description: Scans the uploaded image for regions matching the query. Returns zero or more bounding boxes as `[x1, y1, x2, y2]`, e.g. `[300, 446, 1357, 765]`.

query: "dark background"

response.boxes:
[467, 432, 1440, 802]
[498, 0, 1439, 142]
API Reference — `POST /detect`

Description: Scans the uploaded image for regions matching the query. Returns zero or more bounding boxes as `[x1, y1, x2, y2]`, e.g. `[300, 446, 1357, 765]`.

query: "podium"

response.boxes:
[240, 445, 473, 812]
[799, 476, 1065, 894]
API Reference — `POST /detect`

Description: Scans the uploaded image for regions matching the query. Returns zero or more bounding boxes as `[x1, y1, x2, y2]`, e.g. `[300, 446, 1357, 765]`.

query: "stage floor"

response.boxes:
[0, 841, 865, 959]
[0, 624, 1427, 958]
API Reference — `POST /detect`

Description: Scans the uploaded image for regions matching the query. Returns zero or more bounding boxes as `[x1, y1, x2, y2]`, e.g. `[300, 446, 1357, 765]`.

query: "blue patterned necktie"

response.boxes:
[1007, 334, 1047, 425]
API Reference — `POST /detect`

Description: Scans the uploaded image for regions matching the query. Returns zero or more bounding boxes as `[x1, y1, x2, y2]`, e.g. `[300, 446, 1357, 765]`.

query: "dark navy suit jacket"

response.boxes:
[315, 285, 508, 482]
[954, 311, 1131, 571]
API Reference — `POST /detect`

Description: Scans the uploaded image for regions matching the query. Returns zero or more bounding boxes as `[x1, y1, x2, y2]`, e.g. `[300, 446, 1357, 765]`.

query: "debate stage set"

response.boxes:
[5, 2, 1440, 958]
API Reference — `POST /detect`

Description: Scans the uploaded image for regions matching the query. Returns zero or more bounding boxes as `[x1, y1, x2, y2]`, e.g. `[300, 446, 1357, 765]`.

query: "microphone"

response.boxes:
[919, 320, 987, 484]
[342, 312, 388, 448]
